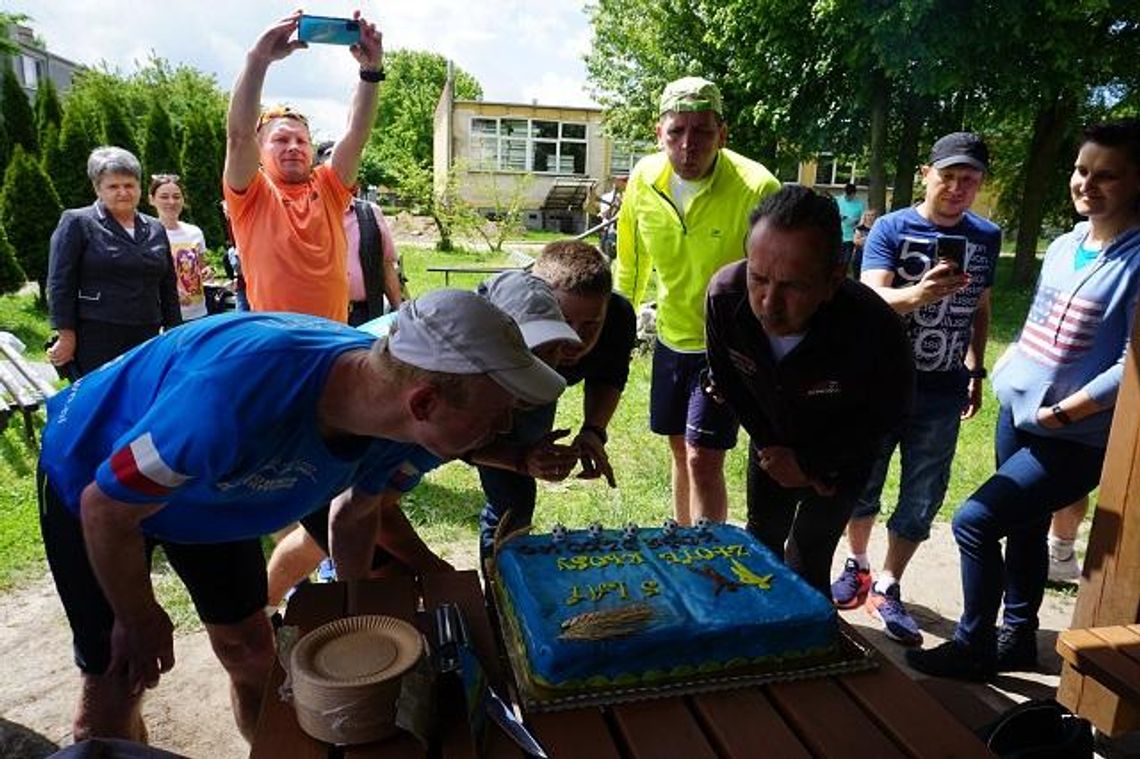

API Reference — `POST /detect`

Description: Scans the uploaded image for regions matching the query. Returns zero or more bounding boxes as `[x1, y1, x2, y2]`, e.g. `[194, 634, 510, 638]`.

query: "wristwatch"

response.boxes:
[359, 66, 386, 82]
[1051, 405, 1073, 426]
[968, 367, 987, 380]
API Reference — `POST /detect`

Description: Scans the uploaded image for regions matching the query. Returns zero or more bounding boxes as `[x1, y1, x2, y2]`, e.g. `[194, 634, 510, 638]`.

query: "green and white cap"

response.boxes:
[659, 77, 723, 117]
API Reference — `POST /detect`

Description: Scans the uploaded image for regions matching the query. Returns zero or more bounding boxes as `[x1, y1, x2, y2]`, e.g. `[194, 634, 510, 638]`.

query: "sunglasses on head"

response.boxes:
[257, 106, 310, 132]
[151, 173, 180, 184]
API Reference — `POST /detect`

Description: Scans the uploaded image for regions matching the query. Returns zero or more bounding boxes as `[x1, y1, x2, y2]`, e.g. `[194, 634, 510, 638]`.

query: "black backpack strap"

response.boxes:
[352, 199, 386, 320]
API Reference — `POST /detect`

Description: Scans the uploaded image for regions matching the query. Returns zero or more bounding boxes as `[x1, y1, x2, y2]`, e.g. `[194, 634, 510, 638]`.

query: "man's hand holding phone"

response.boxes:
[935, 234, 968, 272]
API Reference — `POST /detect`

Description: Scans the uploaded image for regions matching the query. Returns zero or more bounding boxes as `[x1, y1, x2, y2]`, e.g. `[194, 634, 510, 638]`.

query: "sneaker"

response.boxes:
[996, 625, 1038, 672]
[906, 639, 995, 682]
[316, 557, 337, 583]
[831, 558, 872, 610]
[1048, 550, 1080, 583]
[866, 583, 923, 646]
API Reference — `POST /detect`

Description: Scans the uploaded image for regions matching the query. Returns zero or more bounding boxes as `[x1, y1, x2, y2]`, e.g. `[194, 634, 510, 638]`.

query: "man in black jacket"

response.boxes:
[705, 185, 914, 593]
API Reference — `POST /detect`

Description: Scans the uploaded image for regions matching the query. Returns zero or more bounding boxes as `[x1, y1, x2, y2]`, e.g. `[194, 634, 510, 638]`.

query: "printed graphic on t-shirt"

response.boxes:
[892, 235, 989, 372]
[171, 241, 206, 313]
[1018, 286, 1104, 367]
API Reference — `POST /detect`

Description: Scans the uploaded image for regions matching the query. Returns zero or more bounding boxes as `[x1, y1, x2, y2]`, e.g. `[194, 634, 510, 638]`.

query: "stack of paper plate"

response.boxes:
[290, 615, 424, 744]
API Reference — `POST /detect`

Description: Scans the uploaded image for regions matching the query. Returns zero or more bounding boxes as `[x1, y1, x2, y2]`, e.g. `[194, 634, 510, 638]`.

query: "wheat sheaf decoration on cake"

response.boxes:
[558, 602, 655, 640]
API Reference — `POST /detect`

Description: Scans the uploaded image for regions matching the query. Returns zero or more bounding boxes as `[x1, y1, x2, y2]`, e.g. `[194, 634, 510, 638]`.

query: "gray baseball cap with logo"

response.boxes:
[387, 290, 566, 405]
[476, 271, 581, 351]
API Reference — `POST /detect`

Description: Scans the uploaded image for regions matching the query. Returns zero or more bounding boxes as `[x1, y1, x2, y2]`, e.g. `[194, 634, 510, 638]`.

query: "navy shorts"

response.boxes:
[649, 340, 738, 450]
[38, 469, 268, 675]
[299, 503, 394, 570]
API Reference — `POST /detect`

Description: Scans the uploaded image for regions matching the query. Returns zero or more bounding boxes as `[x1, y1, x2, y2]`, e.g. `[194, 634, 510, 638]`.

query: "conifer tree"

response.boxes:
[34, 76, 63, 151]
[0, 221, 25, 295]
[100, 95, 140, 159]
[142, 99, 180, 182]
[0, 119, 10, 181]
[1, 65, 37, 155]
[180, 112, 224, 246]
[1, 146, 63, 304]
[46, 105, 98, 210]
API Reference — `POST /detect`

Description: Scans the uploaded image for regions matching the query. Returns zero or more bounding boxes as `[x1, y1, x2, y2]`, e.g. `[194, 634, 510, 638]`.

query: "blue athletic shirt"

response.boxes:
[861, 206, 1001, 389]
[41, 312, 441, 543]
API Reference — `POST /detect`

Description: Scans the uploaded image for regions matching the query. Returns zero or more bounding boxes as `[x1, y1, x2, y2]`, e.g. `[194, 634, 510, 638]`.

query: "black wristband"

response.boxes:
[359, 67, 385, 83]
[580, 424, 608, 444]
[1051, 405, 1073, 426]
[968, 367, 987, 380]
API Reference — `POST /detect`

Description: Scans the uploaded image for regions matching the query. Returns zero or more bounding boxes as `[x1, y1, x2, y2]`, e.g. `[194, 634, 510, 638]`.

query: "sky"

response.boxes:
[7, 1, 599, 139]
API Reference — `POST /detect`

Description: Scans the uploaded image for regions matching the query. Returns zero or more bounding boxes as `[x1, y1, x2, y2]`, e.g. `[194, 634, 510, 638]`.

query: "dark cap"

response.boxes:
[929, 132, 989, 172]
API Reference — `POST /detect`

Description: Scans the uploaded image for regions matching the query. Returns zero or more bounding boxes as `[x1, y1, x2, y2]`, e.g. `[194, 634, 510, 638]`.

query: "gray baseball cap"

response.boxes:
[387, 290, 566, 405]
[476, 271, 581, 351]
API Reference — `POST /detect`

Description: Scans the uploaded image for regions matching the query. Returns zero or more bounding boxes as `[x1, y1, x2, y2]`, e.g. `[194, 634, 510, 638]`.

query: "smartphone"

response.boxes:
[935, 234, 967, 271]
[297, 15, 361, 46]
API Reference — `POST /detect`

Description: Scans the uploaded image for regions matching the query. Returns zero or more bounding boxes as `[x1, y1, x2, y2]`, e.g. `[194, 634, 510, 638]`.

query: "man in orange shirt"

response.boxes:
[224, 10, 384, 322]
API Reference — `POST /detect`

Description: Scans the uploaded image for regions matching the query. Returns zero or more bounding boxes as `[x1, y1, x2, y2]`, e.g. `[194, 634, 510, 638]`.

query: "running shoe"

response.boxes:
[830, 558, 872, 610]
[866, 583, 923, 646]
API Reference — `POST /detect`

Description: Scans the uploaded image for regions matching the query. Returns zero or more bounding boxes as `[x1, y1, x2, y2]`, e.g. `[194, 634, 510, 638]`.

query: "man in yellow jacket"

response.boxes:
[615, 76, 780, 525]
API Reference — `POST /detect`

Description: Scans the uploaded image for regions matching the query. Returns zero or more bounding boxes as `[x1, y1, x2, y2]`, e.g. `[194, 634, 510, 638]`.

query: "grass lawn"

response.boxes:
[0, 251, 1043, 615]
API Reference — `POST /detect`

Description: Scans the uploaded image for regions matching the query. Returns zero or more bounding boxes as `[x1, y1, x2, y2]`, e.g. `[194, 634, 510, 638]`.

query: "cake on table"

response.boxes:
[492, 520, 842, 706]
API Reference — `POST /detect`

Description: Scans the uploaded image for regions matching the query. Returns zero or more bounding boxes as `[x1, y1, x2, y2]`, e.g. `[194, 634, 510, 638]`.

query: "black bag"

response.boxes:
[980, 698, 1093, 758]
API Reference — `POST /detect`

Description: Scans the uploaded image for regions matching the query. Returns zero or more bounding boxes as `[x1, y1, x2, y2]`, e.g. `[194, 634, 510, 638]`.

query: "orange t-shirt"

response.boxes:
[224, 164, 354, 322]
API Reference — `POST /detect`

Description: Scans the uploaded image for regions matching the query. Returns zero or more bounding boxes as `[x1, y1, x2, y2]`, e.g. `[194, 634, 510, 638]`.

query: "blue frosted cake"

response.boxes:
[493, 522, 840, 703]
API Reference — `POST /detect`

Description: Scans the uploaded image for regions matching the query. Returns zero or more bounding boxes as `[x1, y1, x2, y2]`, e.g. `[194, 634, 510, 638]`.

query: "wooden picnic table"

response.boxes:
[250, 571, 988, 757]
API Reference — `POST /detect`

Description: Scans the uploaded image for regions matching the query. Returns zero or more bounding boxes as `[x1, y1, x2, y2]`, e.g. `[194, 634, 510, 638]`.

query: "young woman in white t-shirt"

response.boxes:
[150, 174, 211, 321]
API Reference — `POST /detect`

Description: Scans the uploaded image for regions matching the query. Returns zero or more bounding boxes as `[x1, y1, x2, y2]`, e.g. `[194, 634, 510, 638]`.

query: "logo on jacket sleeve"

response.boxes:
[109, 432, 190, 498]
[804, 380, 843, 397]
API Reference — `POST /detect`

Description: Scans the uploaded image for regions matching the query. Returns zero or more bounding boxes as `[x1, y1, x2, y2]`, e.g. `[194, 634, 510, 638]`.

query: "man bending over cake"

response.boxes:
[37, 292, 564, 745]
[473, 240, 637, 563]
[265, 261, 595, 599]
[704, 185, 914, 593]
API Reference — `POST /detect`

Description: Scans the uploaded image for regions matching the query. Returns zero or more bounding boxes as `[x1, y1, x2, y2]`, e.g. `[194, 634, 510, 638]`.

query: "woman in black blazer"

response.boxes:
[46, 147, 181, 377]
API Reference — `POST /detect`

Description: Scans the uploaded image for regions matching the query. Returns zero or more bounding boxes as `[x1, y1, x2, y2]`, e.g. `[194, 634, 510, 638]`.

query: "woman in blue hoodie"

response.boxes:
[909, 119, 1140, 681]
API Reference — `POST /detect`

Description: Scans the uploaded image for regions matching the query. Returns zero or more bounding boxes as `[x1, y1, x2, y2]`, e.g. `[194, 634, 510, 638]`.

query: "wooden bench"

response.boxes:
[0, 334, 57, 444]
[1056, 625, 1140, 704]
[425, 265, 525, 287]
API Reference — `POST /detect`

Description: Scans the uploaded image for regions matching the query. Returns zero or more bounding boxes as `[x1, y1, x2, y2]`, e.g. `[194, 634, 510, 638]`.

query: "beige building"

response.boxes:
[433, 71, 649, 232]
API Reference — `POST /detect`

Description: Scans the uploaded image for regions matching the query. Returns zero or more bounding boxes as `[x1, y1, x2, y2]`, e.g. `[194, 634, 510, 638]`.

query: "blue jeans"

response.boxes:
[854, 386, 965, 543]
[951, 406, 1104, 651]
[477, 402, 558, 563]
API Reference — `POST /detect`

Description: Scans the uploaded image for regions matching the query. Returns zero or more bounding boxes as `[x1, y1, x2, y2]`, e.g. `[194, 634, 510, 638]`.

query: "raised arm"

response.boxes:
[224, 12, 306, 192]
[329, 11, 383, 188]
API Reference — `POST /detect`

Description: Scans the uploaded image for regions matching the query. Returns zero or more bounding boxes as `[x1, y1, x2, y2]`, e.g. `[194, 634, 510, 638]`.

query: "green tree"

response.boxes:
[0, 221, 25, 295]
[0, 119, 10, 181]
[0, 146, 62, 304]
[141, 98, 181, 182]
[180, 111, 224, 247]
[2, 65, 38, 156]
[974, 1, 1140, 284]
[458, 172, 534, 252]
[364, 50, 481, 189]
[46, 103, 99, 210]
[34, 75, 63, 155]
[101, 94, 140, 157]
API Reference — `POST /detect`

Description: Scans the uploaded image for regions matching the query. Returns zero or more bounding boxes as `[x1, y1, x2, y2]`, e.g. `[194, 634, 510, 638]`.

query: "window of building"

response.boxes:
[609, 141, 653, 175]
[20, 55, 43, 90]
[468, 117, 588, 174]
